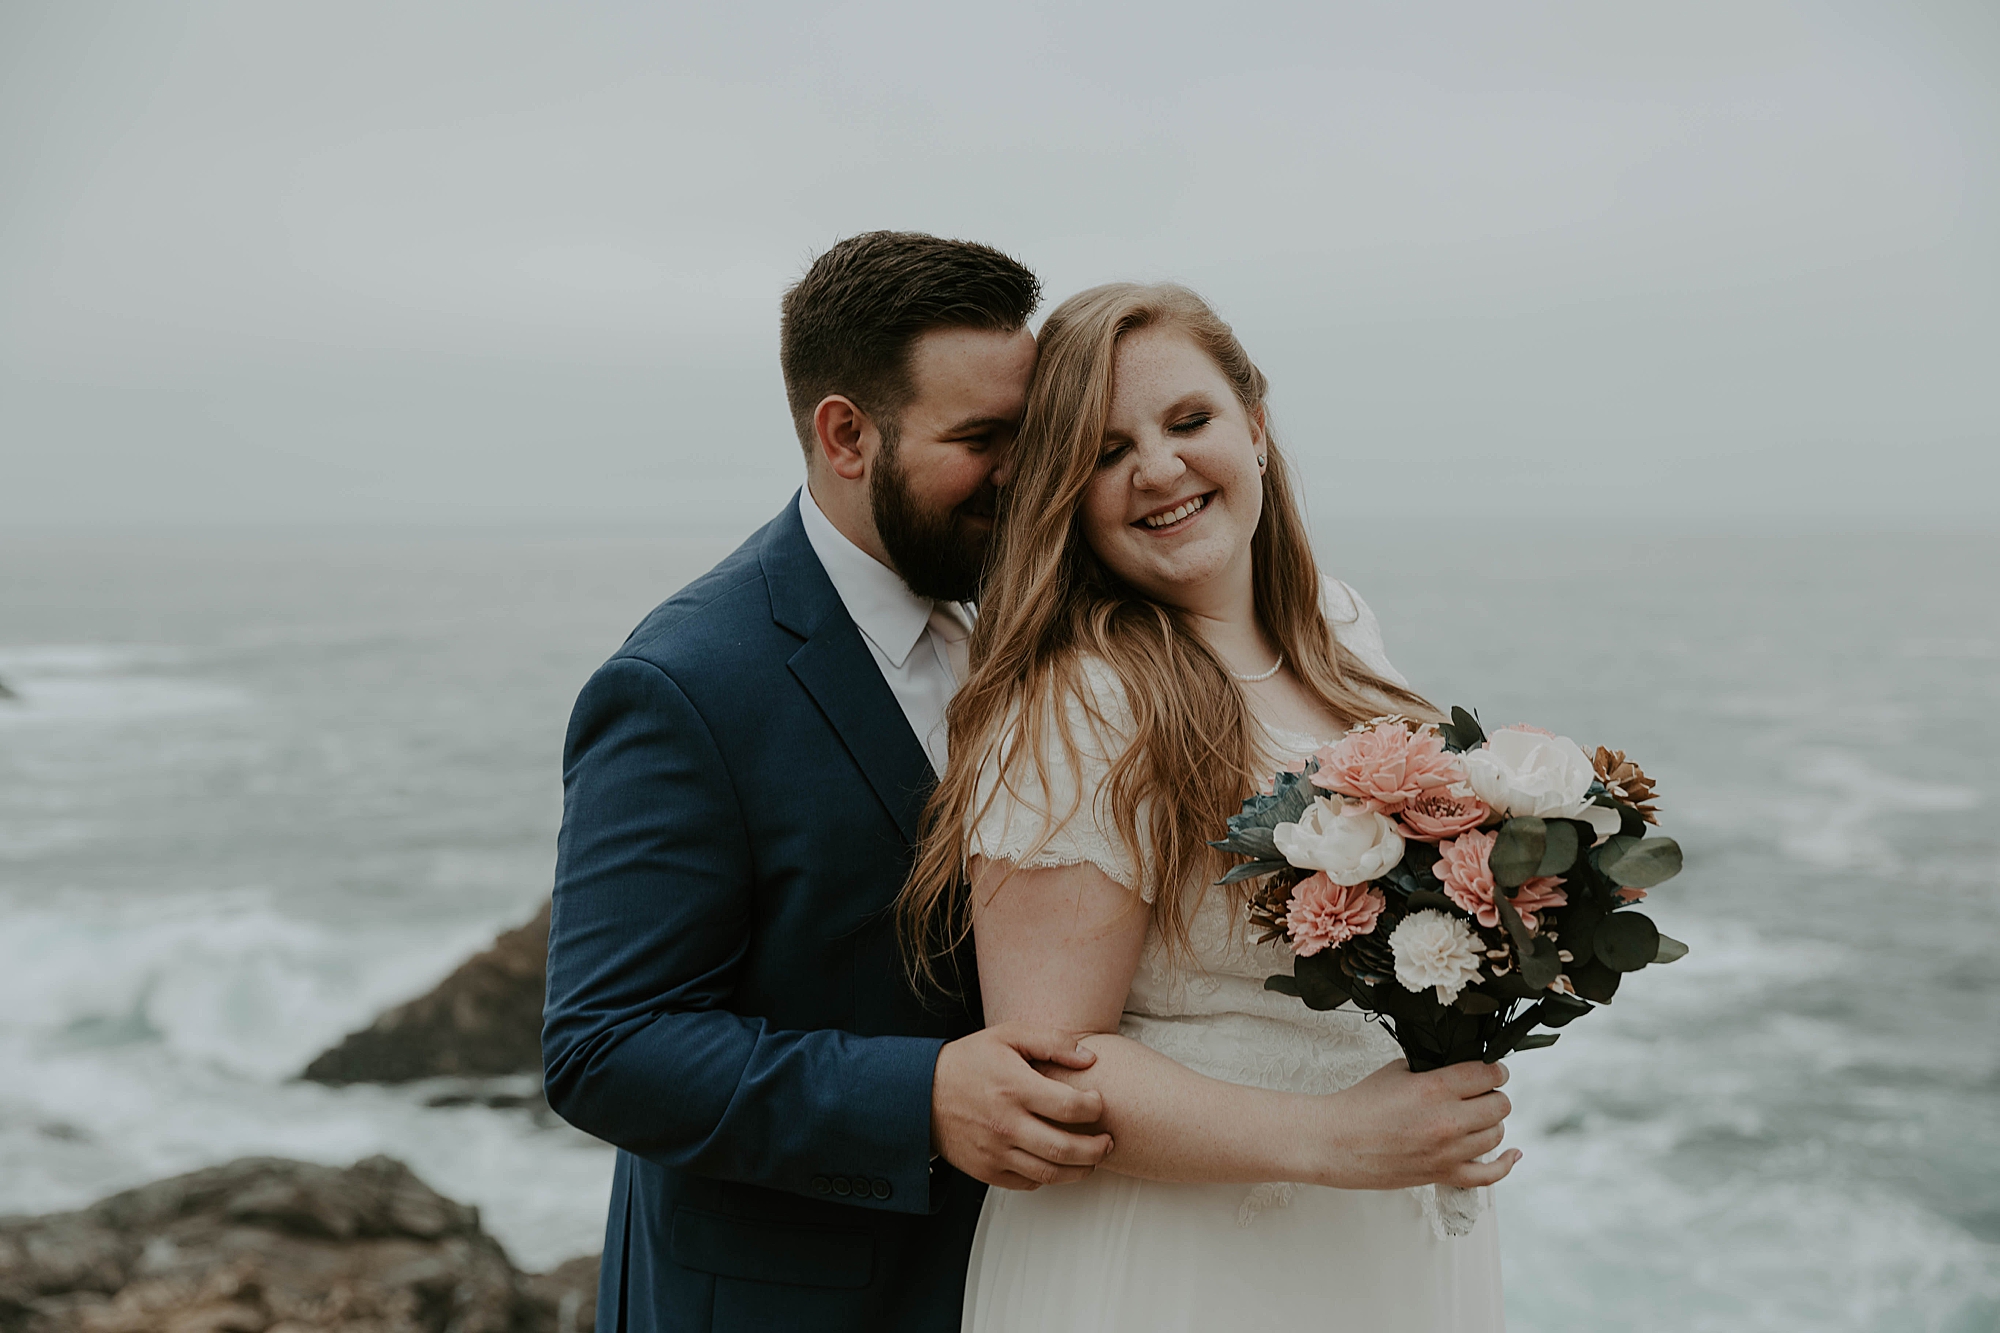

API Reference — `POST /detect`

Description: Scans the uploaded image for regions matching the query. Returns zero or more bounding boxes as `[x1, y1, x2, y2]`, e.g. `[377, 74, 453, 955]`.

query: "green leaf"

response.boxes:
[1214, 858, 1289, 886]
[1293, 951, 1352, 1011]
[1568, 957, 1623, 1003]
[1594, 911, 1661, 972]
[1452, 990, 1501, 1015]
[1438, 705, 1487, 753]
[1557, 897, 1607, 968]
[1604, 838, 1683, 889]
[1210, 824, 1280, 860]
[1618, 803, 1649, 839]
[1534, 992, 1593, 1028]
[1264, 974, 1302, 997]
[1520, 936, 1563, 991]
[1652, 932, 1689, 964]
[1490, 818, 1547, 889]
[1536, 819, 1580, 878]
[1404, 889, 1456, 912]
[1513, 1032, 1562, 1051]
[1268, 770, 1320, 828]
[1493, 889, 1537, 957]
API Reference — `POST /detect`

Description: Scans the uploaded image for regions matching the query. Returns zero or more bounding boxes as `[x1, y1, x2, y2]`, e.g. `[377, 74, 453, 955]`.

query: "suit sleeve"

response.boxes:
[541, 654, 943, 1214]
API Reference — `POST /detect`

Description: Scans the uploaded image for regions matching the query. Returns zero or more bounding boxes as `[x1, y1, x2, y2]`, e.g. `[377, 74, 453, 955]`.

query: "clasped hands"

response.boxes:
[930, 1023, 1520, 1193]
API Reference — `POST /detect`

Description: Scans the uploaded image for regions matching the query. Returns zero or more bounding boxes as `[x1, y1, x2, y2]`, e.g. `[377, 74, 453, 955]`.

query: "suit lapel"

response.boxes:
[763, 494, 936, 844]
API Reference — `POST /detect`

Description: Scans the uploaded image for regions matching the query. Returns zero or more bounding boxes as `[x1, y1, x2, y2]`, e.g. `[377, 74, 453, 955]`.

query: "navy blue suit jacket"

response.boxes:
[544, 496, 985, 1333]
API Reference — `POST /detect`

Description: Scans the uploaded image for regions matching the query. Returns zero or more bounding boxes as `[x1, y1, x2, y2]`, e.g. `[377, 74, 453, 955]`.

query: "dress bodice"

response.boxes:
[968, 577, 1412, 1097]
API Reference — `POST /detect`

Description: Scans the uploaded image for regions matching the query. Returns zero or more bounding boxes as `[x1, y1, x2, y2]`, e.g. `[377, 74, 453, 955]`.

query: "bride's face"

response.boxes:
[1080, 325, 1265, 610]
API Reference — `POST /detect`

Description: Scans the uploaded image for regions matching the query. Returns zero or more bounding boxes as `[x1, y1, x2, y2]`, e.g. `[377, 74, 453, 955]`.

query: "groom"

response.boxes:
[543, 232, 1113, 1333]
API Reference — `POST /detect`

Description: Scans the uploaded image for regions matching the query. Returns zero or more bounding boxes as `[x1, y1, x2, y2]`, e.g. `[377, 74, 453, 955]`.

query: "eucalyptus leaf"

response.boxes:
[1405, 889, 1456, 912]
[1596, 834, 1638, 876]
[1652, 932, 1689, 964]
[1534, 992, 1593, 1028]
[1452, 990, 1501, 1015]
[1494, 889, 1536, 957]
[1456, 704, 1488, 748]
[1594, 911, 1661, 972]
[1536, 819, 1580, 878]
[1513, 1032, 1562, 1051]
[1558, 897, 1607, 968]
[1568, 957, 1622, 1003]
[1491, 818, 1547, 889]
[1604, 838, 1683, 889]
[1215, 858, 1289, 886]
[1264, 974, 1303, 997]
[1520, 936, 1563, 991]
[1293, 951, 1351, 1011]
[1618, 803, 1649, 839]
[1210, 824, 1280, 860]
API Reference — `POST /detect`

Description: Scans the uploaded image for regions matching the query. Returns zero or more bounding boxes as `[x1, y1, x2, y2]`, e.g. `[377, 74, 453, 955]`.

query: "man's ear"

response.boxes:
[813, 395, 874, 482]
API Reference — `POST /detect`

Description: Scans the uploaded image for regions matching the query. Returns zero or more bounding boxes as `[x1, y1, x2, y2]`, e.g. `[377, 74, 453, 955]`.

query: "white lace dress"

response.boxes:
[961, 580, 1505, 1333]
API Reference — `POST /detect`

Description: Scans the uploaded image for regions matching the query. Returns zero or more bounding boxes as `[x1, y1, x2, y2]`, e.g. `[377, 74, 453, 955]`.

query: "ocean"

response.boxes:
[1, 524, 1995, 1331]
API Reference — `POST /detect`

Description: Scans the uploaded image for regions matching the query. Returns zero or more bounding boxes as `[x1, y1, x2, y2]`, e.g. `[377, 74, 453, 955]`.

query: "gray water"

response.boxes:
[0, 527, 1995, 1330]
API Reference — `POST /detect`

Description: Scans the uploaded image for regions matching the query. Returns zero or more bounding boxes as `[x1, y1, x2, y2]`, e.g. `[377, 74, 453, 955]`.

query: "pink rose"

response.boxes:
[1398, 785, 1491, 840]
[1313, 723, 1463, 814]
[1285, 873, 1387, 956]
[1435, 829, 1568, 932]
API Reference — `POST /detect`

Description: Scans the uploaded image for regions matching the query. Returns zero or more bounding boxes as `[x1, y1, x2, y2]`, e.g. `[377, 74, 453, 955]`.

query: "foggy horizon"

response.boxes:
[4, 1, 1997, 536]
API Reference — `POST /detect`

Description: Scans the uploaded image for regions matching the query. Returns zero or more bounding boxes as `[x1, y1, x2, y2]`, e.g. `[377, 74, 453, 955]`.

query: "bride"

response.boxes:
[899, 283, 1516, 1331]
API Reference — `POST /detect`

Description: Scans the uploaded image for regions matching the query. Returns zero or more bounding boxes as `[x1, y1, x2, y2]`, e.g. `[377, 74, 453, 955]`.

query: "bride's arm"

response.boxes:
[971, 856, 1521, 1190]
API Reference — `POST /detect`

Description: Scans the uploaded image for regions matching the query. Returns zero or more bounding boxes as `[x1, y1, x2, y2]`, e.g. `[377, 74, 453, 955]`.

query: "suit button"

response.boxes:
[811, 1176, 831, 1195]
[871, 1179, 892, 1200]
[832, 1177, 852, 1196]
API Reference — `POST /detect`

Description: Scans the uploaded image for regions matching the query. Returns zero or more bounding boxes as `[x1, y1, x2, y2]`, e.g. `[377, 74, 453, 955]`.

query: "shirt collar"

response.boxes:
[798, 484, 935, 669]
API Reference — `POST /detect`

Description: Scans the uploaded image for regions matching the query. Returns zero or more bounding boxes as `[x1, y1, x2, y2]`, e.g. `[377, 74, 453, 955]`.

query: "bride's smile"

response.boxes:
[1082, 323, 1268, 615]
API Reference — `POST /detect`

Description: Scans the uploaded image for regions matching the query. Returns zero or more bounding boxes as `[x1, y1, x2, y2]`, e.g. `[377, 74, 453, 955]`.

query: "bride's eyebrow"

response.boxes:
[1162, 392, 1218, 418]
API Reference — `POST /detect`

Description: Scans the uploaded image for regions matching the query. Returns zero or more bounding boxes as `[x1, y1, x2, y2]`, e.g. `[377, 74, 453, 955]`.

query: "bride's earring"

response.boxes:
[1256, 454, 1266, 473]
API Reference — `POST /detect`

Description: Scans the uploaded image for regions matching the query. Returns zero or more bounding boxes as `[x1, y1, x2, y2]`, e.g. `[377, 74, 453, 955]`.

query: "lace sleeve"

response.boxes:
[1322, 576, 1410, 689]
[965, 658, 1157, 899]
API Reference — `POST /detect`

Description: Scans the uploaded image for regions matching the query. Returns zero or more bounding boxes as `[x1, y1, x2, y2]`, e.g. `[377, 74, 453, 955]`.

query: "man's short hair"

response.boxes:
[780, 231, 1040, 453]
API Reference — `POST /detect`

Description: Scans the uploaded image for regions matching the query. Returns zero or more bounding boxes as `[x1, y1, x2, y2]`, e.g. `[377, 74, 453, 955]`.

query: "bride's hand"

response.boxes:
[1314, 1059, 1521, 1191]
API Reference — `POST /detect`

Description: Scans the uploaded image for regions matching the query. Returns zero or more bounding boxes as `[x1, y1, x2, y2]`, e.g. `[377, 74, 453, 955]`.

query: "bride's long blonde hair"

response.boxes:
[897, 283, 1431, 990]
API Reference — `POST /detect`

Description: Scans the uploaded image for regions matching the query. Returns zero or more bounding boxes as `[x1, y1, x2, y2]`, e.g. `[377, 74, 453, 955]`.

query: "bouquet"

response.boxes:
[1217, 708, 1685, 1072]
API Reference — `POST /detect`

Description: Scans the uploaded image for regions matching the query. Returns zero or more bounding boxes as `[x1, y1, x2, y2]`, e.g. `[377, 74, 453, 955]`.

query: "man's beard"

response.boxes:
[871, 432, 996, 603]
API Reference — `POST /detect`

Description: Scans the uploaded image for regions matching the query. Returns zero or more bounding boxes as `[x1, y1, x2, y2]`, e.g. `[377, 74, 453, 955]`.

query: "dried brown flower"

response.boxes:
[1592, 746, 1660, 824]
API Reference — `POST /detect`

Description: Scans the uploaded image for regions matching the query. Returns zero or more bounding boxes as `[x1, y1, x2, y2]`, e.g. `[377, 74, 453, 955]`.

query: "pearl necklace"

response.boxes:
[1229, 654, 1284, 683]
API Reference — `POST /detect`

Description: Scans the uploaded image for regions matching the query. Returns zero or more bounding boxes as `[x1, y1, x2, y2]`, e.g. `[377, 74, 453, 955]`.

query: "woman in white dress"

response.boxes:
[899, 283, 1517, 1331]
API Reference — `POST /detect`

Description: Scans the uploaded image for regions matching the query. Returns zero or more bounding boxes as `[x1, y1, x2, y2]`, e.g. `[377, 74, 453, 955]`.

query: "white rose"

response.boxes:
[1273, 794, 1405, 886]
[1462, 727, 1625, 843]
[1389, 909, 1486, 1003]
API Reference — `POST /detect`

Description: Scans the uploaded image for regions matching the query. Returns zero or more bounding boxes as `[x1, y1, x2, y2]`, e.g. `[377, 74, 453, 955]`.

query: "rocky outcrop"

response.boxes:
[0, 1156, 596, 1333]
[304, 906, 549, 1086]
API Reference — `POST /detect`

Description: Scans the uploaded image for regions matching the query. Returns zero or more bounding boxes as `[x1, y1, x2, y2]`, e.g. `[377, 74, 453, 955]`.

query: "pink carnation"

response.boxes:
[1313, 723, 1463, 814]
[1285, 873, 1387, 956]
[1435, 828, 1568, 932]
[1399, 786, 1491, 840]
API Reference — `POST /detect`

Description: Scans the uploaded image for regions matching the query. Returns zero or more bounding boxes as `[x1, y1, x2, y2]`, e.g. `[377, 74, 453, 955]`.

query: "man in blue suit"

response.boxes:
[545, 232, 1114, 1332]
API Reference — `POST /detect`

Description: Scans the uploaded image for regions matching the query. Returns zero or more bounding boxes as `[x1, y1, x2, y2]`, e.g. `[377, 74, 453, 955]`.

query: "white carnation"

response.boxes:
[1389, 909, 1486, 1004]
[1273, 794, 1405, 886]
[1462, 727, 1624, 843]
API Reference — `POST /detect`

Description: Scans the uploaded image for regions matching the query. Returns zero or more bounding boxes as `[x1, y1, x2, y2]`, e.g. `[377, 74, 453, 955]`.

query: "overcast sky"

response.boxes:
[3, 1, 1996, 533]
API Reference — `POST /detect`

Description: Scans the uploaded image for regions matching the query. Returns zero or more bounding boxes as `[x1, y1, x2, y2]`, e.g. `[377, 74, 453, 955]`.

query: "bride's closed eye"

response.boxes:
[1097, 441, 1133, 468]
[1166, 412, 1212, 435]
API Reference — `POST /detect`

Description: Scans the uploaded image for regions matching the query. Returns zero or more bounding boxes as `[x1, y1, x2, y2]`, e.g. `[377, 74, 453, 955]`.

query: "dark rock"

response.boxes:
[0, 1156, 597, 1333]
[0, 676, 16, 701]
[304, 905, 549, 1086]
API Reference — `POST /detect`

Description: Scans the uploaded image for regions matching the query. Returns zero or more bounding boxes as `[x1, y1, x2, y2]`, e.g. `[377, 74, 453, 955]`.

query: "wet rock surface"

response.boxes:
[303, 907, 549, 1086]
[0, 1156, 596, 1333]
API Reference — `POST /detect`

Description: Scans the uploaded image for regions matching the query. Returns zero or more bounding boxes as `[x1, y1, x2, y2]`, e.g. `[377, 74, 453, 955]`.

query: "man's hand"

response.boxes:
[1314, 1058, 1522, 1191]
[932, 1022, 1115, 1191]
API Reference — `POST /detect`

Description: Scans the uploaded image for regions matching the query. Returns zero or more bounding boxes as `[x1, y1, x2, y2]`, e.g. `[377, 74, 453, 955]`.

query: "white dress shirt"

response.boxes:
[798, 486, 969, 777]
